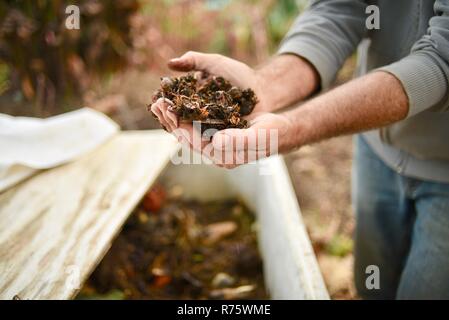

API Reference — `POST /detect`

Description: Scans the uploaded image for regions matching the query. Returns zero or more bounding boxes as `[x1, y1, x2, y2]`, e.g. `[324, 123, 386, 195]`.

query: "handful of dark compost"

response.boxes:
[149, 73, 257, 133]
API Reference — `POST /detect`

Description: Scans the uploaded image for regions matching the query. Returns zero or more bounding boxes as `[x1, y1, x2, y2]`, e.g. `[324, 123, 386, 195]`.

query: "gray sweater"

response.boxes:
[278, 0, 449, 183]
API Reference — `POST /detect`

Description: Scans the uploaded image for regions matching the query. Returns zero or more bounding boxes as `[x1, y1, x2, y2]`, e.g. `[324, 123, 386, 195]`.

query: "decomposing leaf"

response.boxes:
[149, 73, 257, 134]
[209, 285, 256, 300]
[203, 221, 238, 245]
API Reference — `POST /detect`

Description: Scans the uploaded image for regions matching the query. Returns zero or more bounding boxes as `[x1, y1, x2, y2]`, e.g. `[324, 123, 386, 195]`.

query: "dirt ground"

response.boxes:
[285, 137, 356, 299]
[79, 196, 267, 300]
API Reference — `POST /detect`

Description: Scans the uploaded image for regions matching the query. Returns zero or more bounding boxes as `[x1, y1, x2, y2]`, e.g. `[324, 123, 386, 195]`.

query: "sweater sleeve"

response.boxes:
[378, 0, 449, 116]
[278, 0, 367, 89]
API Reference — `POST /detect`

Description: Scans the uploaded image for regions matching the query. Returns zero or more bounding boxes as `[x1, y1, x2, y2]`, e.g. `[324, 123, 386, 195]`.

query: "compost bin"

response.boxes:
[78, 152, 329, 300]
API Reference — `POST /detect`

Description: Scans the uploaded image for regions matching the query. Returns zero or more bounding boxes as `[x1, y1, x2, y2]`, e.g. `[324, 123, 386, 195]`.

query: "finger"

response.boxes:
[168, 51, 217, 72]
[176, 123, 193, 147]
[212, 127, 273, 163]
[207, 131, 242, 168]
[157, 99, 178, 131]
[178, 123, 210, 151]
[176, 122, 216, 164]
[166, 110, 178, 128]
[152, 98, 177, 131]
[211, 136, 226, 166]
[171, 126, 190, 146]
[212, 128, 254, 152]
[213, 149, 240, 169]
[151, 101, 171, 131]
[178, 123, 194, 146]
[150, 100, 161, 117]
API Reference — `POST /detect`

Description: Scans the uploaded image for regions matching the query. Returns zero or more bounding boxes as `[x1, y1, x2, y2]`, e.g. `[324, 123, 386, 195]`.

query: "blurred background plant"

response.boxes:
[0, 0, 139, 114]
[0, 0, 306, 115]
[0, 0, 356, 299]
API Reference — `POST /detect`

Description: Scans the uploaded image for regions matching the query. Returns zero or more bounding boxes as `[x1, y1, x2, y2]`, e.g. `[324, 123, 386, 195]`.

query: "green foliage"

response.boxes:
[77, 289, 125, 300]
[325, 234, 354, 257]
[0, 63, 10, 95]
[267, 0, 304, 51]
[208, 28, 229, 55]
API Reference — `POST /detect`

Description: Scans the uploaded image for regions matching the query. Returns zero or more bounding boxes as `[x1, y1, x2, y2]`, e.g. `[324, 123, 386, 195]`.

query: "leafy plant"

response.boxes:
[0, 63, 10, 95]
[325, 234, 354, 257]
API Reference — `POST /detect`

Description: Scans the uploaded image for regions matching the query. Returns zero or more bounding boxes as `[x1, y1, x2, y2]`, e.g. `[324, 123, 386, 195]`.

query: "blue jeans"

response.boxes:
[352, 135, 449, 299]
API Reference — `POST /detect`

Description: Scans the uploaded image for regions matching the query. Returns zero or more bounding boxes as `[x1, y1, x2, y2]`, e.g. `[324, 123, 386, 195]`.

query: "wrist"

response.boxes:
[254, 54, 320, 113]
[276, 112, 300, 153]
[253, 72, 278, 112]
[278, 106, 314, 153]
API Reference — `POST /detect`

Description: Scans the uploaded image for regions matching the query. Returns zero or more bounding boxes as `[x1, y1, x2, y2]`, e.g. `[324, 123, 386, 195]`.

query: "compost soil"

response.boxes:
[149, 73, 257, 134]
[77, 184, 267, 300]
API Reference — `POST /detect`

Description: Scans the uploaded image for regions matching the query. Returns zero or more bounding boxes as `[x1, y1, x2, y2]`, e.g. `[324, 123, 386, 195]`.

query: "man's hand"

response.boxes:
[169, 51, 264, 108]
[171, 112, 293, 169]
[150, 51, 319, 132]
[150, 52, 409, 169]
[149, 51, 319, 169]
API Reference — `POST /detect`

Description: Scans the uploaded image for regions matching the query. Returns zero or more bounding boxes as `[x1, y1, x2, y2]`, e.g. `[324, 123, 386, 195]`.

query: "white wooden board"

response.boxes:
[0, 130, 178, 300]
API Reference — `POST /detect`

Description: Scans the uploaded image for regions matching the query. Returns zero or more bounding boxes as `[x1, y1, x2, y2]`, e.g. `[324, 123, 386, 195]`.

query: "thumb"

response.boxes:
[168, 51, 214, 72]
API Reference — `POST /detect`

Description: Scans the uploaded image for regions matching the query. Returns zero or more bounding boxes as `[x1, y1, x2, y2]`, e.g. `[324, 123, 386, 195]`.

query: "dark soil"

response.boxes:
[150, 73, 257, 133]
[77, 185, 267, 300]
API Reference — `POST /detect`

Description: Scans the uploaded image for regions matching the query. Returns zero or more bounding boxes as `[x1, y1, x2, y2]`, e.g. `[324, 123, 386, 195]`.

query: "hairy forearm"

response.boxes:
[255, 54, 319, 112]
[279, 71, 409, 152]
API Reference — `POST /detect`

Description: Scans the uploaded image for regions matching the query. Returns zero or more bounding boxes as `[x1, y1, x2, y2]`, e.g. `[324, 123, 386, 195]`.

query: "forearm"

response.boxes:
[255, 54, 319, 112]
[279, 71, 409, 152]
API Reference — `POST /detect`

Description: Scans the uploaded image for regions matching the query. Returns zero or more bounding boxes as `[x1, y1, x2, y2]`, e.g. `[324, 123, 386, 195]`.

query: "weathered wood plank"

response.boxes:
[0, 130, 178, 300]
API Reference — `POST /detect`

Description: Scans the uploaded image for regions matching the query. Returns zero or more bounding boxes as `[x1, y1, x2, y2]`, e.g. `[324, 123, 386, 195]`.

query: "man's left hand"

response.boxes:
[171, 112, 292, 169]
